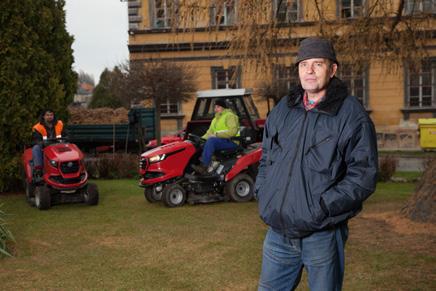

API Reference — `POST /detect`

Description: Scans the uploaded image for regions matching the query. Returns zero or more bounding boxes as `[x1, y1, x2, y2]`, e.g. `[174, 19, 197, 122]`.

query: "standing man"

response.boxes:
[192, 99, 239, 175]
[255, 37, 378, 290]
[32, 109, 65, 178]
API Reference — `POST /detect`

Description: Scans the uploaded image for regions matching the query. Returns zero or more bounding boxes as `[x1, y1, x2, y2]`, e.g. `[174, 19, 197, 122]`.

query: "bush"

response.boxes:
[84, 154, 138, 179]
[0, 204, 14, 257]
[378, 155, 397, 182]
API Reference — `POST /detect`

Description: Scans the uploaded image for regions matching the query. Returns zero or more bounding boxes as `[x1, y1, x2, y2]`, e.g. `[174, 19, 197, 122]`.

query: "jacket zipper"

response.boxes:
[279, 110, 308, 232]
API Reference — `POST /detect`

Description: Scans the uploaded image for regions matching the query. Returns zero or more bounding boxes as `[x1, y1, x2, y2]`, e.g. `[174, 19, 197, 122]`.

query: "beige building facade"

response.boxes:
[126, 0, 436, 149]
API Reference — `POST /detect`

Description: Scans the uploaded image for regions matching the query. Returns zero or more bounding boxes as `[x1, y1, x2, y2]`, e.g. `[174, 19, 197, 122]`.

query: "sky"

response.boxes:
[65, 0, 129, 84]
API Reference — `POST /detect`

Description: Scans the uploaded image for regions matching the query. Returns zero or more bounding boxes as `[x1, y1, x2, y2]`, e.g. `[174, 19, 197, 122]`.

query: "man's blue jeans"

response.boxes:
[32, 144, 44, 168]
[258, 225, 348, 291]
[201, 137, 237, 166]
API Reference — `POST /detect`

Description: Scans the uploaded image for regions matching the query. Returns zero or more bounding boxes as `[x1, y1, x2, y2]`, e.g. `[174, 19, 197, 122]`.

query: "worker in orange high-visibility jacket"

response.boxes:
[31, 109, 66, 178]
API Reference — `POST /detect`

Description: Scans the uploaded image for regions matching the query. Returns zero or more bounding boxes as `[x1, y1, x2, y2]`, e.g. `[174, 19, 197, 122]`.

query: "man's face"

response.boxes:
[298, 58, 337, 95]
[214, 105, 224, 113]
[43, 111, 54, 124]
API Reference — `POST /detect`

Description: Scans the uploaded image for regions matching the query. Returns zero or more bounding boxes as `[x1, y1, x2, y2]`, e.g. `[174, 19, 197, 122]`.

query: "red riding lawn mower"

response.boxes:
[138, 89, 264, 207]
[22, 138, 99, 210]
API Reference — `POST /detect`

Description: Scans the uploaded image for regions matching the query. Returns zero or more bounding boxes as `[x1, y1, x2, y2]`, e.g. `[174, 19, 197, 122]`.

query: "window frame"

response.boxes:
[152, 0, 179, 28]
[211, 66, 241, 89]
[274, 64, 299, 90]
[273, 0, 302, 23]
[337, 0, 366, 19]
[404, 59, 436, 109]
[209, 0, 237, 26]
[336, 63, 370, 109]
[404, 0, 436, 15]
[160, 98, 181, 116]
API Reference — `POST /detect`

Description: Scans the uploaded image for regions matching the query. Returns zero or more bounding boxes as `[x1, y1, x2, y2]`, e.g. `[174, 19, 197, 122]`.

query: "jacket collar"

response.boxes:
[215, 108, 231, 117]
[287, 77, 348, 115]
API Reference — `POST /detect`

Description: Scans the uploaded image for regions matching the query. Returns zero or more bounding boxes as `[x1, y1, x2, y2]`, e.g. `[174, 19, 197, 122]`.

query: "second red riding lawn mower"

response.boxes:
[139, 132, 261, 207]
[139, 89, 264, 207]
[22, 138, 99, 210]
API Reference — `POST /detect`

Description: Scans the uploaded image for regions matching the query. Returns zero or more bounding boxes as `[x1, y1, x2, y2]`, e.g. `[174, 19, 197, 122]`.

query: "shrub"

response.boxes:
[0, 204, 14, 257]
[84, 154, 138, 179]
[378, 155, 397, 182]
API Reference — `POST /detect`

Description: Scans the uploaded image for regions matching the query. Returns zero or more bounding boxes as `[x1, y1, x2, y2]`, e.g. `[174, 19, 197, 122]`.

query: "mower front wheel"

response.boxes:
[35, 185, 51, 210]
[162, 184, 186, 208]
[144, 186, 162, 203]
[83, 183, 99, 206]
[25, 182, 35, 206]
[225, 173, 254, 202]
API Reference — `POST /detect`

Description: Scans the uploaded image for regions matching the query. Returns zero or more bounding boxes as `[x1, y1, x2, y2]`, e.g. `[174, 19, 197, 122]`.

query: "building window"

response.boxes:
[338, 0, 365, 18]
[128, 0, 142, 30]
[160, 98, 180, 114]
[275, 65, 299, 90]
[404, 0, 436, 15]
[209, 0, 236, 26]
[211, 66, 241, 89]
[337, 64, 369, 107]
[273, 0, 301, 23]
[406, 60, 435, 108]
[153, 0, 178, 28]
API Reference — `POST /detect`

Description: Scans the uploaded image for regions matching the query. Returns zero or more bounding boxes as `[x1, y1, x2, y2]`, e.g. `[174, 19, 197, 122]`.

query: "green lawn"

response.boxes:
[0, 179, 434, 290]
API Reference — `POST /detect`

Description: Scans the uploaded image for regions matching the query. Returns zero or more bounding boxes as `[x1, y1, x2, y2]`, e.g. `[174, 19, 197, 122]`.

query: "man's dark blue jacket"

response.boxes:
[255, 77, 378, 238]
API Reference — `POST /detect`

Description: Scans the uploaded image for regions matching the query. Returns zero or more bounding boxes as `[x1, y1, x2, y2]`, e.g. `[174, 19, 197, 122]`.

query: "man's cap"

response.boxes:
[214, 99, 228, 108]
[295, 37, 338, 65]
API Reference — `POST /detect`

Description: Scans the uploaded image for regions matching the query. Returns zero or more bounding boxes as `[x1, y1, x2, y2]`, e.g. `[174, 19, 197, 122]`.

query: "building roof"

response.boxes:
[196, 88, 253, 98]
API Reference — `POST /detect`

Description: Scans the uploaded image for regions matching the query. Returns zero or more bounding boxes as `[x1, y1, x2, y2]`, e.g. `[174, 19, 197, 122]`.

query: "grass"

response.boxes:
[378, 150, 436, 158]
[0, 179, 435, 290]
[392, 171, 423, 182]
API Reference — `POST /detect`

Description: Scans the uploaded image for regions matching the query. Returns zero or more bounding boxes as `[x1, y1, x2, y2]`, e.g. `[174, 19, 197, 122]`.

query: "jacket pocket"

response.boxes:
[305, 134, 338, 176]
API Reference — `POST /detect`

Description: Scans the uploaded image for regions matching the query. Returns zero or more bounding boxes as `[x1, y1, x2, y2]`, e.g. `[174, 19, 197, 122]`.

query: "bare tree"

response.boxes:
[78, 70, 95, 86]
[121, 61, 197, 146]
[171, 0, 433, 73]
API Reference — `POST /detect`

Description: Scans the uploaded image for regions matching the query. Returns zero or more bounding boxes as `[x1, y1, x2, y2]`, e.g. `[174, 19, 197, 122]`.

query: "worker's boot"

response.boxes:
[33, 167, 43, 184]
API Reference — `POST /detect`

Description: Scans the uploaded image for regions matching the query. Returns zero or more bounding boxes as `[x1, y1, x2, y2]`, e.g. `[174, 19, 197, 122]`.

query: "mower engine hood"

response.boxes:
[44, 143, 84, 162]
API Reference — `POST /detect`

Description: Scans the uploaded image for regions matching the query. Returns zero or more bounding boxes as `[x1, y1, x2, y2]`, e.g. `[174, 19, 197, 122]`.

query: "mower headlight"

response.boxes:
[49, 160, 58, 168]
[149, 154, 166, 163]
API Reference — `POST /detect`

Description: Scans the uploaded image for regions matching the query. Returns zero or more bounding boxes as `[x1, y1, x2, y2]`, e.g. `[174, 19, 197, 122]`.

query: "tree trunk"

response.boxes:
[154, 97, 162, 146]
[401, 159, 436, 223]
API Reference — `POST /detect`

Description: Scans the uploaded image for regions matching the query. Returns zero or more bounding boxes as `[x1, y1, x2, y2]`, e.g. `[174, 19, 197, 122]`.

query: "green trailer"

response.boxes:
[67, 108, 155, 153]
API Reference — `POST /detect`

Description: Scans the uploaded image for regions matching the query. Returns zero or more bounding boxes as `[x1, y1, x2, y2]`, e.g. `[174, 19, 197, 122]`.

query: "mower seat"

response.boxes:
[215, 147, 243, 160]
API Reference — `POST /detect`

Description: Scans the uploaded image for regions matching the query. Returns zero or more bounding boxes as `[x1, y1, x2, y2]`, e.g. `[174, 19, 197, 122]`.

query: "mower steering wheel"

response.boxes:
[43, 137, 67, 146]
[187, 133, 206, 145]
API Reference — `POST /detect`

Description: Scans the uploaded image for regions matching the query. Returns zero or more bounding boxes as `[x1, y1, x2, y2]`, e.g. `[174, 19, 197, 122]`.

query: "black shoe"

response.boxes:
[33, 168, 43, 183]
[191, 164, 209, 175]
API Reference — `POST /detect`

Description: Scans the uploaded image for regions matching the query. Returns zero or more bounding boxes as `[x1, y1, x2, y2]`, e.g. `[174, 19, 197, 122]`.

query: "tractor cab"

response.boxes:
[186, 88, 264, 141]
[146, 88, 265, 148]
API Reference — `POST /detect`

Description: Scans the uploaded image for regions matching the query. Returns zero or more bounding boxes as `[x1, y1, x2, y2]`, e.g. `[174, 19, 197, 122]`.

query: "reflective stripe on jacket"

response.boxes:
[202, 109, 240, 139]
[32, 120, 64, 140]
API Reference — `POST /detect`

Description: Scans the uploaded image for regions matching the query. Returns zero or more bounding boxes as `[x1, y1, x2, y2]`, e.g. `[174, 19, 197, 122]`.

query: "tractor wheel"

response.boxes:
[144, 186, 162, 203]
[35, 185, 51, 210]
[83, 183, 99, 206]
[25, 182, 35, 206]
[162, 184, 186, 208]
[20, 163, 35, 206]
[225, 173, 254, 202]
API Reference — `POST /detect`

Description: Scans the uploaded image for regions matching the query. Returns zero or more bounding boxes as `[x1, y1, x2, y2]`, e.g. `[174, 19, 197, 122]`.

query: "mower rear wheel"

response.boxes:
[225, 173, 254, 202]
[144, 187, 162, 203]
[162, 184, 186, 207]
[84, 183, 99, 206]
[35, 185, 51, 210]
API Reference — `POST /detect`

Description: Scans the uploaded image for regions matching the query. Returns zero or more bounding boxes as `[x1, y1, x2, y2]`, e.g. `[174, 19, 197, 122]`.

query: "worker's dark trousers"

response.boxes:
[201, 137, 237, 166]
